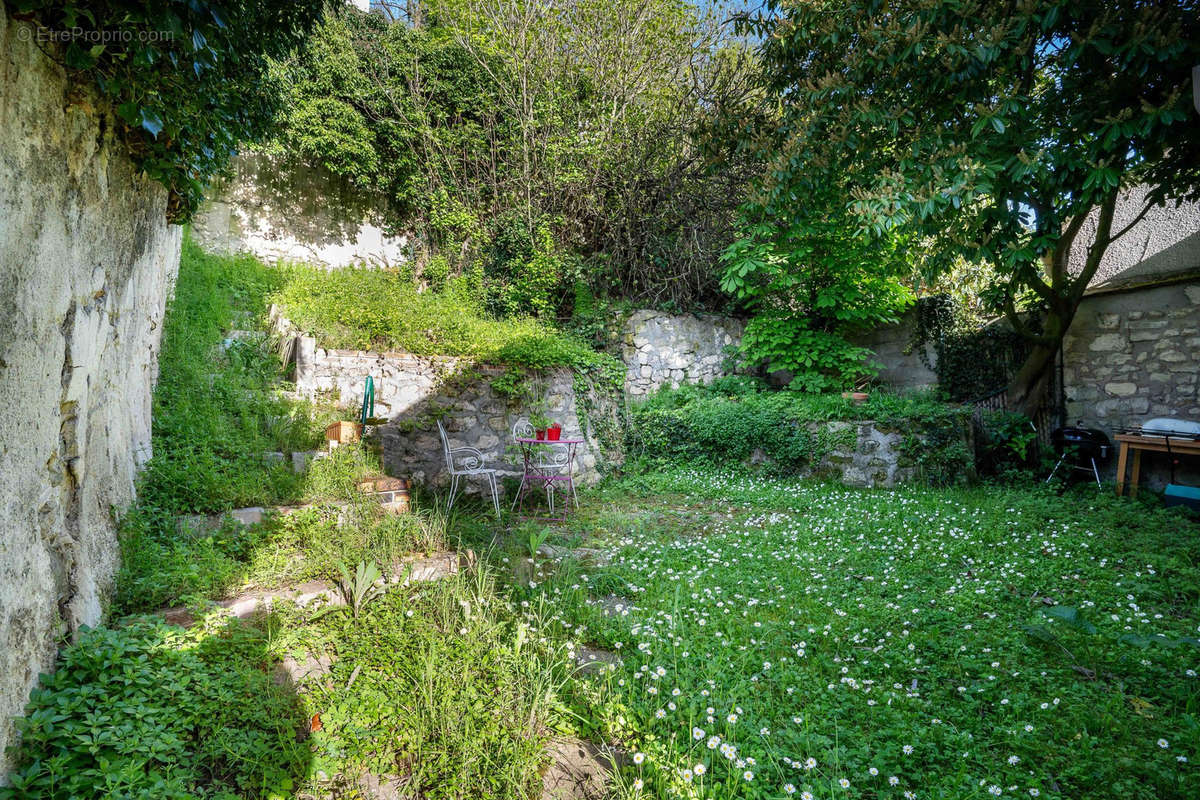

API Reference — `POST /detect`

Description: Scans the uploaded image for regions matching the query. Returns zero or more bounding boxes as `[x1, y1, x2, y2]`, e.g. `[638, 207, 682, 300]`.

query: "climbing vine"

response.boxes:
[11, 0, 324, 221]
[909, 295, 1040, 402]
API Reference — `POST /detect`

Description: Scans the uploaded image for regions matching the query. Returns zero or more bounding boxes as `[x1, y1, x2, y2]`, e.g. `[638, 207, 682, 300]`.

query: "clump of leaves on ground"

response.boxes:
[0, 616, 310, 800]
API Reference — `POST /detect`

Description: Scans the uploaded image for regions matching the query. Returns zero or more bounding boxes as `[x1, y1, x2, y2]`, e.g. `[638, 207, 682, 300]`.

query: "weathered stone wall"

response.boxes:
[0, 9, 181, 774]
[848, 309, 938, 390]
[273, 311, 606, 490]
[1062, 282, 1200, 487]
[803, 421, 927, 488]
[622, 310, 743, 396]
[380, 367, 605, 491]
[620, 308, 937, 395]
[193, 151, 410, 268]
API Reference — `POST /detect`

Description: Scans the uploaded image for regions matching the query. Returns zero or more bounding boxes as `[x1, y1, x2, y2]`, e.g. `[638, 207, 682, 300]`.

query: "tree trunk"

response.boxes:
[1003, 192, 1121, 421]
[1005, 339, 1057, 419]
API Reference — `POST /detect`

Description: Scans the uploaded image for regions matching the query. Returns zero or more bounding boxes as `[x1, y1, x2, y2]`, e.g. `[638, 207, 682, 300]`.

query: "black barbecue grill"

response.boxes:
[1045, 426, 1113, 487]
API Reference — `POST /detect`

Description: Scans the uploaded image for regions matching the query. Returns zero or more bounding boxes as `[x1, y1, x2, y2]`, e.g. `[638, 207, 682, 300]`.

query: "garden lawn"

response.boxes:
[524, 468, 1200, 800]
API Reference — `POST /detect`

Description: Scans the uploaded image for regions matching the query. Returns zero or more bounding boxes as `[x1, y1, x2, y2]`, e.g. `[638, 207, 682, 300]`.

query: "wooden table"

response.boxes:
[1114, 433, 1200, 497]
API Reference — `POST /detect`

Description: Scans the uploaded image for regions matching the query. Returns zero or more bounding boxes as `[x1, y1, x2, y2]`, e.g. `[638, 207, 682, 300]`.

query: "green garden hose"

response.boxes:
[361, 375, 375, 425]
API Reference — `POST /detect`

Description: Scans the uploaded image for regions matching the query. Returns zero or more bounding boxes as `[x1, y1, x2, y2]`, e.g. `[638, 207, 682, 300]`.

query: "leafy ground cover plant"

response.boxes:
[1, 616, 309, 800]
[627, 382, 971, 482]
[517, 467, 1200, 800]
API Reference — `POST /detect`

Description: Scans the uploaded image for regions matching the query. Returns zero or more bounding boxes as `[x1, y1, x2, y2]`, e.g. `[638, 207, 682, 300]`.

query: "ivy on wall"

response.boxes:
[11, 0, 324, 222]
[909, 295, 1038, 402]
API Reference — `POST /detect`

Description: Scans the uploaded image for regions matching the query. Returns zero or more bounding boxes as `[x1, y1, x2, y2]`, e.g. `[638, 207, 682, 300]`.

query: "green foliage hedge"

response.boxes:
[627, 378, 973, 483]
[0, 619, 307, 800]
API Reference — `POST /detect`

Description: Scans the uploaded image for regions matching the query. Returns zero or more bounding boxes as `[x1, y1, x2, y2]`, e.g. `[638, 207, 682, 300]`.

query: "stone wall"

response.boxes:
[0, 9, 181, 774]
[622, 310, 743, 396]
[274, 311, 606, 490]
[1062, 281, 1200, 487]
[193, 151, 409, 268]
[802, 421, 936, 488]
[848, 309, 938, 390]
[380, 367, 605, 491]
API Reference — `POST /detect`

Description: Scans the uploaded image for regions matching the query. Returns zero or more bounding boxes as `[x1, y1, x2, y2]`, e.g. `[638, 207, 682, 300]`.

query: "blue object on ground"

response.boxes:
[1163, 483, 1200, 512]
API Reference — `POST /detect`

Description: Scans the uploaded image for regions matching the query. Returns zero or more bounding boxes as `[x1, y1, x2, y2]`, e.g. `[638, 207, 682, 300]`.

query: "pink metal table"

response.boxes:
[512, 437, 583, 520]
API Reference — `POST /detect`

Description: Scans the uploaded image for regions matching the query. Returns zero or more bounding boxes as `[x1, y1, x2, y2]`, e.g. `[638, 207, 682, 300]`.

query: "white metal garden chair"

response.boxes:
[510, 419, 578, 514]
[438, 419, 500, 519]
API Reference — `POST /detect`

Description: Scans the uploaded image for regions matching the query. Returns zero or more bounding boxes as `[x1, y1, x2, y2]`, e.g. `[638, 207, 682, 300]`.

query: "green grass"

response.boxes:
[269, 263, 614, 373]
[117, 441, 448, 613]
[139, 235, 329, 520]
[267, 564, 566, 799]
[117, 236, 428, 613]
[515, 467, 1200, 800]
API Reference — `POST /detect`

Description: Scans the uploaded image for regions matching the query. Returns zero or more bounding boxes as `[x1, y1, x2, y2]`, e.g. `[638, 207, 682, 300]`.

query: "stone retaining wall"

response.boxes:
[193, 151, 409, 269]
[272, 310, 606, 490]
[621, 310, 743, 396]
[380, 366, 604, 490]
[0, 8, 181, 775]
[804, 421, 922, 488]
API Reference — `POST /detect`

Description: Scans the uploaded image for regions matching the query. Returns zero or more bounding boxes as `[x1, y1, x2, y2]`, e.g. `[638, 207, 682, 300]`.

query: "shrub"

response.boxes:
[627, 383, 973, 483]
[18, 0, 324, 220]
[0, 619, 308, 800]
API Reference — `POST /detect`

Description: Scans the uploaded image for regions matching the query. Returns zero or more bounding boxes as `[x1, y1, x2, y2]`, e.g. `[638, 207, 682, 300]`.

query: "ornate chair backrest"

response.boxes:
[437, 419, 454, 471]
[512, 418, 535, 440]
[533, 442, 571, 471]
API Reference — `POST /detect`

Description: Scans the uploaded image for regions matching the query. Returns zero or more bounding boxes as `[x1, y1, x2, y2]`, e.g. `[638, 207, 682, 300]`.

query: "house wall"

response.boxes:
[1062, 282, 1200, 488]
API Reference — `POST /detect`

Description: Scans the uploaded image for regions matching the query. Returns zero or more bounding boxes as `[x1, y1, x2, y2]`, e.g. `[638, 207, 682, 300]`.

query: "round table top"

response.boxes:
[515, 437, 584, 445]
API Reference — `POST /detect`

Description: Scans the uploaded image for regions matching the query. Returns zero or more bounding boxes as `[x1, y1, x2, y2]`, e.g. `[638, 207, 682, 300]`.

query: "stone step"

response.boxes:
[158, 550, 476, 627]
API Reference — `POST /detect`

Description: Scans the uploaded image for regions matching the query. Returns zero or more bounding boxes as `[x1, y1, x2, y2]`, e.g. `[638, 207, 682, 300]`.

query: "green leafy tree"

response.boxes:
[740, 0, 1200, 413]
[270, 0, 757, 313]
[13, 0, 325, 221]
[721, 187, 915, 391]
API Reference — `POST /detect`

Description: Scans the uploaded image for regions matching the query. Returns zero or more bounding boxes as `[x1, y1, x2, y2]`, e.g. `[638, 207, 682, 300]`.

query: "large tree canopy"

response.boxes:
[270, 0, 758, 313]
[740, 0, 1200, 412]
